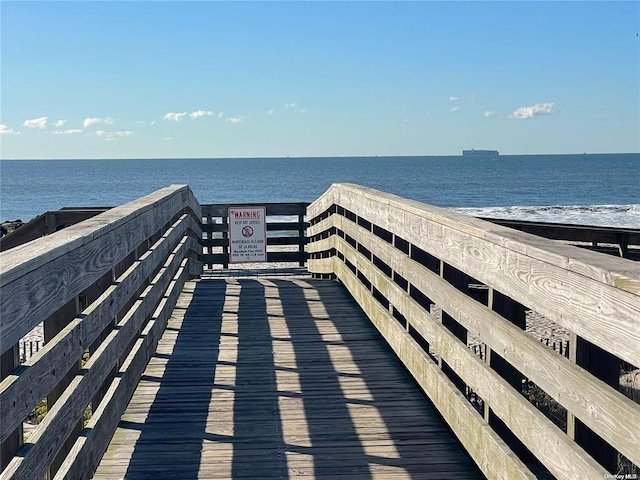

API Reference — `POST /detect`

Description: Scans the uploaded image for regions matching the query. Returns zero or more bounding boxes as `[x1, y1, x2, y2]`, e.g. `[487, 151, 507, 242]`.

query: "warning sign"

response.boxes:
[228, 206, 267, 263]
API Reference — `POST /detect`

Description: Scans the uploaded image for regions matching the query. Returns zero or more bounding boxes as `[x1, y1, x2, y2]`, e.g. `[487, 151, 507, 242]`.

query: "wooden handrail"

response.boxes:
[0, 185, 202, 478]
[480, 218, 640, 260]
[306, 183, 640, 478]
[0, 209, 113, 252]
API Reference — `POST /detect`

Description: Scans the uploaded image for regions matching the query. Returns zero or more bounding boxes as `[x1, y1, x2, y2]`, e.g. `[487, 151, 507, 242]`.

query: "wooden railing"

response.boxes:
[200, 202, 309, 268]
[2, 183, 638, 479]
[0, 185, 202, 479]
[306, 183, 640, 479]
[0, 207, 111, 252]
[481, 218, 640, 260]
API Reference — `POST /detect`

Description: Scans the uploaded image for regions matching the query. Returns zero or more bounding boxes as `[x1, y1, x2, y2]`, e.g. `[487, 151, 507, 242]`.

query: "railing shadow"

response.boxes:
[116, 275, 481, 479]
[120, 277, 289, 479]
[272, 278, 483, 479]
[271, 278, 372, 478]
[230, 279, 288, 478]
[122, 280, 226, 479]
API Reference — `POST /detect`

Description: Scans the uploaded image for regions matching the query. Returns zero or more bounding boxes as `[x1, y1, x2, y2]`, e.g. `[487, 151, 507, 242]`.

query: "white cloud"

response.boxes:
[54, 129, 83, 135]
[450, 106, 461, 112]
[483, 111, 496, 118]
[23, 117, 48, 129]
[151, 120, 156, 125]
[189, 110, 214, 119]
[0, 124, 20, 135]
[510, 102, 554, 119]
[226, 116, 243, 124]
[163, 112, 187, 122]
[284, 102, 306, 114]
[55, 119, 67, 127]
[164, 137, 174, 141]
[267, 109, 275, 115]
[93, 130, 134, 140]
[83, 117, 114, 128]
[218, 112, 224, 118]
[449, 96, 459, 101]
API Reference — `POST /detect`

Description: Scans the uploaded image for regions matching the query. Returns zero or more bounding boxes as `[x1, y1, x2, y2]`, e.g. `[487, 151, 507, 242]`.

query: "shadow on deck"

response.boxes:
[95, 271, 482, 479]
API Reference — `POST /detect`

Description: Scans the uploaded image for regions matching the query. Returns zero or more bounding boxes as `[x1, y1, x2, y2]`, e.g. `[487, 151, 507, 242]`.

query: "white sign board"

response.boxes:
[228, 206, 267, 263]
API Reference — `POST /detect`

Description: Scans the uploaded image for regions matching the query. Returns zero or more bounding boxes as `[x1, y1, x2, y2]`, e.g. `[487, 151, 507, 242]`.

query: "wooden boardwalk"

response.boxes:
[95, 270, 482, 479]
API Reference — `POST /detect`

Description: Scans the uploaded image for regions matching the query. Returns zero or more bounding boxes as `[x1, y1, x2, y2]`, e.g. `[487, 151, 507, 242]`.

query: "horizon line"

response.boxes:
[1, 152, 639, 161]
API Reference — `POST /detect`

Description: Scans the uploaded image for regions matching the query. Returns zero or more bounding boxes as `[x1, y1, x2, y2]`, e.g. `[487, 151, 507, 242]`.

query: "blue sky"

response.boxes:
[1, 1, 638, 159]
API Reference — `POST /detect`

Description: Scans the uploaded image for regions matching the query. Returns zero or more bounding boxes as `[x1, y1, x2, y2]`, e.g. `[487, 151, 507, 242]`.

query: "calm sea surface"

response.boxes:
[1, 154, 638, 227]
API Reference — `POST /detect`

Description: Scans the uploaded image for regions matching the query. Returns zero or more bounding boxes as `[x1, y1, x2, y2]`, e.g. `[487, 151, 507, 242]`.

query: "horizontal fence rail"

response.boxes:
[481, 218, 640, 261]
[306, 183, 640, 479]
[0, 185, 203, 479]
[200, 202, 310, 268]
[0, 207, 112, 252]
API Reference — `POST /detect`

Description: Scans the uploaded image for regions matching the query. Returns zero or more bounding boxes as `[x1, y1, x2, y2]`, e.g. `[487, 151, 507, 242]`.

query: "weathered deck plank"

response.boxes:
[94, 271, 481, 479]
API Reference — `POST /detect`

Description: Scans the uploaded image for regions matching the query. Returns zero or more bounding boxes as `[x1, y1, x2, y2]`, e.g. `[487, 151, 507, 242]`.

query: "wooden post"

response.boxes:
[440, 261, 468, 393]
[207, 214, 213, 269]
[298, 211, 305, 267]
[44, 296, 83, 478]
[0, 343, 22, 472]
[222, 215, 229, 269]
[45, 212, 57, 234]
[618, 233, 629, 259]
[484, 289, 526, 454]
[567, 334, 619, 472]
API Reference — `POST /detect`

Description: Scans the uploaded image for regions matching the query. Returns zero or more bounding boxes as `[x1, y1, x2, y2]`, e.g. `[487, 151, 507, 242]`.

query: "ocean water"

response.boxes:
[0, 154, 638, 228]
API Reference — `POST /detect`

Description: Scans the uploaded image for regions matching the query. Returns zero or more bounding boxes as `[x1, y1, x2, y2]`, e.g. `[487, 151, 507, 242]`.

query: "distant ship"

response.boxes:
[462, 149, 499, 157]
